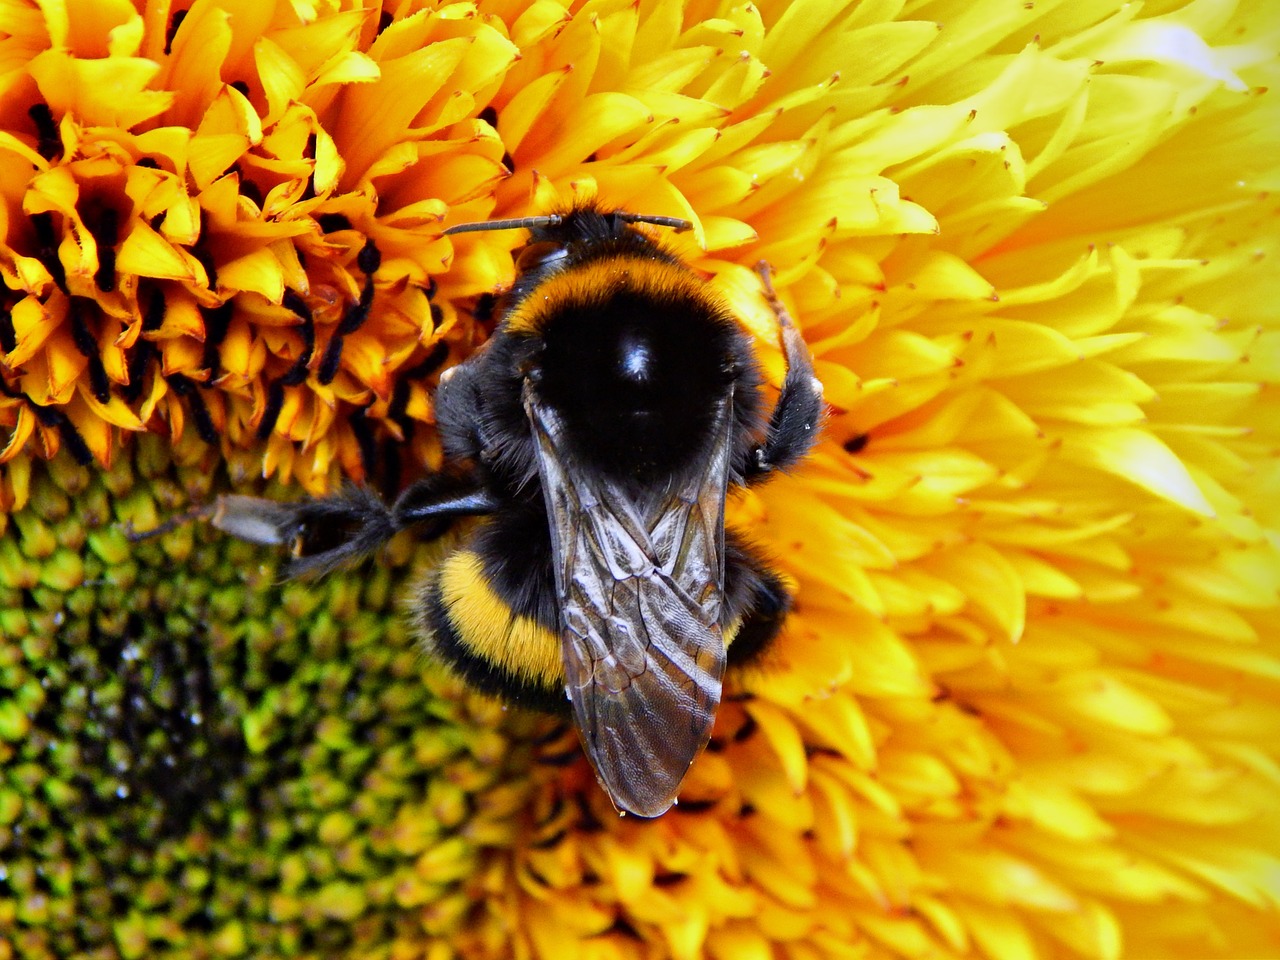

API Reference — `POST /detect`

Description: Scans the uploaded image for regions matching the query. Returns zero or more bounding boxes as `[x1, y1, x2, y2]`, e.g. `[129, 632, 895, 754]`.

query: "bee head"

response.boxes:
[442, 204, 763, 489]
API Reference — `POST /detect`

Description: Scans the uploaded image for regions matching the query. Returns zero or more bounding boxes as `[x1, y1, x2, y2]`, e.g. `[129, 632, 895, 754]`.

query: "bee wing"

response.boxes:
[524, 383, 732, 817]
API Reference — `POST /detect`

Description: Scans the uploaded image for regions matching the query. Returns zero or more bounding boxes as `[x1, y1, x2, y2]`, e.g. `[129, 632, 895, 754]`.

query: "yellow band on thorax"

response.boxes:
[502, 256, 711, 337]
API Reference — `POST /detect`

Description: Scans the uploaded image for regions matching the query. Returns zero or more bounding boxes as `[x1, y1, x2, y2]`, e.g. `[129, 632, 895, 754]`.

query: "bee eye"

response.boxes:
[516, 241, 570, 273]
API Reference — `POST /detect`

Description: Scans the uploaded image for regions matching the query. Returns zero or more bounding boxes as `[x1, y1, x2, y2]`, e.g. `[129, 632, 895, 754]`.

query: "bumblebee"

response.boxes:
[213, 203, 824, 817]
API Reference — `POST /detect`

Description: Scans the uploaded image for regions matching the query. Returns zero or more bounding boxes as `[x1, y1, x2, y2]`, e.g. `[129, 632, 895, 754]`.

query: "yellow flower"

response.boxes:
[1, 1, 1278, 960]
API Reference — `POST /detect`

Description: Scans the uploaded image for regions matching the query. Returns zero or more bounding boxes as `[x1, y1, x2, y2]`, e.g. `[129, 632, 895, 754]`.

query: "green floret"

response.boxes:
[0, 437, 546, 960]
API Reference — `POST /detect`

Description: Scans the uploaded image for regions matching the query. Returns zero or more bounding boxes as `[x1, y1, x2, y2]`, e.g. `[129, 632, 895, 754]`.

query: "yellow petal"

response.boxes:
[43, 330, 88, 404]
[0, 405, 35, 463]
[1058, 426, 1215, 516]
[217, 247, 284, 301]
[28, 49, 173, 129]
[115, 221, 199, 282]
[78, 384, 143, 431]
[745, 700, 808, 795]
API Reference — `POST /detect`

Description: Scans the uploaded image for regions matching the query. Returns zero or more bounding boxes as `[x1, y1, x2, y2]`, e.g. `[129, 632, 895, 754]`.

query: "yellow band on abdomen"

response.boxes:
[436, 550, 564, 689]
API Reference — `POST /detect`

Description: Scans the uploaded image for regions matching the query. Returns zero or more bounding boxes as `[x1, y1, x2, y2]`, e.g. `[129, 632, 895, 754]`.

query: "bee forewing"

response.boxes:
[525, 383, 733, 817]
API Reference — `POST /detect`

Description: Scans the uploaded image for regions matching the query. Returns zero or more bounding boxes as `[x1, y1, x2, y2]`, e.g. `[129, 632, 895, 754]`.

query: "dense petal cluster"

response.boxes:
[1, 1, 1277, 959]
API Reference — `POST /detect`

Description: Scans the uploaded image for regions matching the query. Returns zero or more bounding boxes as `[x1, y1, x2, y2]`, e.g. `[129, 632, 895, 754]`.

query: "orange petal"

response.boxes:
[6, 294, 55, 367]
[116, 220, 199, 282]
[217, 246, 284, 301]
[0, 405, 35, 463]
[28, 49, 173, 129]
[43, 330, 88, 404]
[78, 383, 144, 431]
[157, 0, 233, 129]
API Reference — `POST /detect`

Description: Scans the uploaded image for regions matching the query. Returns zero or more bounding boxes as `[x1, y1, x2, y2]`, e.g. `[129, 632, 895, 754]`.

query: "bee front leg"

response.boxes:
[744, 262, 825, 480]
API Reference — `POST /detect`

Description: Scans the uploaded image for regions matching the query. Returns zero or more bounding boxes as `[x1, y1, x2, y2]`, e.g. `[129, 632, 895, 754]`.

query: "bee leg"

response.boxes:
[744, 262, 824, 481]
[723, 534, 792, 667]
[213, 486, 397, 577]
[212, 473, 498, 578]
[390, 471, 501, 537]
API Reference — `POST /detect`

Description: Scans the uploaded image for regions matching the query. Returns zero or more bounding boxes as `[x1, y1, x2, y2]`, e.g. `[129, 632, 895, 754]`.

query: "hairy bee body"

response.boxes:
[209, 203, 824, 817]
[418, 525, 790, 715]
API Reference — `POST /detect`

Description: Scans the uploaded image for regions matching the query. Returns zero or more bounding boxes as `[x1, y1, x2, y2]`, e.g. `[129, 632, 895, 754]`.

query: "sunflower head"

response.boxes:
[2, 1, 1279, 959]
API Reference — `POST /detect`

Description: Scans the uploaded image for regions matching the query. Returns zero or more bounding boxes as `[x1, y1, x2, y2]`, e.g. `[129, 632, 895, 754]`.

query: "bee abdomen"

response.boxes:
[414, 550, 569, 714]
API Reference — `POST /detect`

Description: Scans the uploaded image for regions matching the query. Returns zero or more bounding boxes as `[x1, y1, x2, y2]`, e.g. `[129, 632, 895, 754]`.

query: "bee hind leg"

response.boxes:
[213, 472, 498, 578]
[212, 486, 397, 577]
[390, 471, 501, 536]
[723, 533, 793, 667]
[744, 262, 825, 481]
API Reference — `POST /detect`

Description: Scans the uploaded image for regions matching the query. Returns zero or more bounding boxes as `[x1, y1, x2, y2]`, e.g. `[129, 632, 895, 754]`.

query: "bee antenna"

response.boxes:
[612, 212, 692, 232]
[443, 215, 565, 236]
[443, 211, 693, 235]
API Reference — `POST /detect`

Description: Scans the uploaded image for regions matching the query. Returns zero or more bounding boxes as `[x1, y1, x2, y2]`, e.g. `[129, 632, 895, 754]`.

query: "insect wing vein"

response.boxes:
[524, 382, 733, 816]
